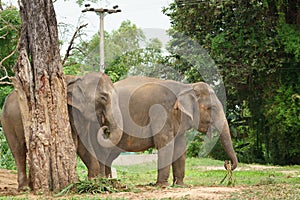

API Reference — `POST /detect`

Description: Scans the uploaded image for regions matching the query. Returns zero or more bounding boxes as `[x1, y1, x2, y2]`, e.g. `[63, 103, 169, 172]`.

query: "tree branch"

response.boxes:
[0, 38, 19, 85]
[62, 23, 88, 66]
[0, 66, 13, 85]
[0, 38, 19, 67]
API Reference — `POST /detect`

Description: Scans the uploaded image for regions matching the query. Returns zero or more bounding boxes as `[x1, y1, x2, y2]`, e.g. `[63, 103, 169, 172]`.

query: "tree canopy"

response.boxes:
[163, 0, 300, 165]
[0, 5, 21, 105]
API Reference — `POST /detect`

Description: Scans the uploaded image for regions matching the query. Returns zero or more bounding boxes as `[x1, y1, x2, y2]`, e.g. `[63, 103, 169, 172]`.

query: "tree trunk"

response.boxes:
[13, 0, 77, 193]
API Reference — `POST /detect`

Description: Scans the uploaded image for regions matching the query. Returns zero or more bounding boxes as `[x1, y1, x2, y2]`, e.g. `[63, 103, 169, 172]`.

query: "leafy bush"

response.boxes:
[0, 127, 15, 170]
[0, 86, 13, 108]
[264, 74, 300, 165]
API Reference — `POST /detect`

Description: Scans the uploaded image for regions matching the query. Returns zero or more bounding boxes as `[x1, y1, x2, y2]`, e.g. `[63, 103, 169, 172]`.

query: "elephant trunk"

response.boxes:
[219, 121, 238, 170]
[97, 93, 123, 148]
[97, 124, 123, 148]
[213, 107, 238, 170]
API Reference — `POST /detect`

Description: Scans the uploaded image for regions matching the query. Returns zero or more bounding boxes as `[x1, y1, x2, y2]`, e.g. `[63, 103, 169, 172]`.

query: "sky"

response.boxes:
[3, 0, 173, 48]
[55, 0, 172, 33]
[55, 0, 173, 49]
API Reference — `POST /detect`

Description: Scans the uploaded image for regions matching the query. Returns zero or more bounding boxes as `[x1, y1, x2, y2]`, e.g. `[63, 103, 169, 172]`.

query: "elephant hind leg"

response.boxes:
[15, 143, 29, 191]
[4, 130, 28, 190]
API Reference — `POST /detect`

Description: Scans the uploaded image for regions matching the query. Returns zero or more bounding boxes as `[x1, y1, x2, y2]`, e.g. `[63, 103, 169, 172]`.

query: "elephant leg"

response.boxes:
[4, 129, 28, 190]
[97, 161, 106, 177]
[155, 133, 174, 186]
[15, 141, 28, 190]
[172, 134, 186, 186]
[77, 138, 101, 179]
[104, 152, 120, 178]
[105, 165, 112, 178]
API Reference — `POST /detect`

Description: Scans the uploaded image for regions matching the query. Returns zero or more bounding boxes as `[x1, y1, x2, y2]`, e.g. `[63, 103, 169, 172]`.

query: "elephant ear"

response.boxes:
[174, 87, 199, 128]
[66, 77, 86, 112]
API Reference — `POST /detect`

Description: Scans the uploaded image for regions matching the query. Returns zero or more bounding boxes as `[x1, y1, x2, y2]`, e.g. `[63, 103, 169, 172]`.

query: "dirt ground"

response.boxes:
[0, 168, 19, 196]
[1, 157, 297, 199]
[98, 186, 241, 200]
[0, 168, 242, 199]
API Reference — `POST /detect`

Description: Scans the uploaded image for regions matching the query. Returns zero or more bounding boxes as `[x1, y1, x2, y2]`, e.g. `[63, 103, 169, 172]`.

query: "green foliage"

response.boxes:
[56, 177, 129, 196]
[164, 0, 300, 165]
[0, 85, 13, 108]
[0, 127, 15, 170]
[64, 20, 149, 76]
[186, 132, 202, 158]
[0, 6, 19, 172]
[277, 21, 300, 61]
[105, 53, 130, 82]
[63, 58, 83, 75]
[264, 71, 300, 165]
[0, 6, 21, 77]
[66, 20, 167, 82]
[0, 86, 14, 170]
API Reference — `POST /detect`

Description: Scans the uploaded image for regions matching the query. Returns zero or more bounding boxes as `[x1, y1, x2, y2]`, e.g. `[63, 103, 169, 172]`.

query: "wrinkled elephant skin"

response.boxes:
[97, 76, 238, 186]
[1, 72, 122, 190]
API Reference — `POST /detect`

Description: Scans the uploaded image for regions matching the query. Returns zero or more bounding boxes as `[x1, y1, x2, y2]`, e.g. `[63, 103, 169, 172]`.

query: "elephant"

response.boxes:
[97, 76, 238, 186]
[1, 72, 123, 190]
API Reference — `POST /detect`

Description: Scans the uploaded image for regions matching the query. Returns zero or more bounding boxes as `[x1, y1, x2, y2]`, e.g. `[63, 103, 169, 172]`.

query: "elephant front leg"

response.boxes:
[155, 134, 174, 186]
[77, 139, 101, 178]
[104, 152, 120, 178]
[172, 134, 186, 186]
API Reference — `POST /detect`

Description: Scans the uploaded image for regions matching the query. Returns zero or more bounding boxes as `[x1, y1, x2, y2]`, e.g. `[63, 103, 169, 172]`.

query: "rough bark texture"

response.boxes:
[13, 0, 77, 193]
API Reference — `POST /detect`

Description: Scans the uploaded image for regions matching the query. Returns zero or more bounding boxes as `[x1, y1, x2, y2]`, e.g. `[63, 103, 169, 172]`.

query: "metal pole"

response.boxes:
[99, 12, 105, 73]
[82, 5, 121, 73]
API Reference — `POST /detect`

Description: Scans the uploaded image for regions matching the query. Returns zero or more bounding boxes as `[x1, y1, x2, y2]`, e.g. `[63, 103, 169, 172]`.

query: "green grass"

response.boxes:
[1, 157, 300, 199]
[112, 157, 300, 187]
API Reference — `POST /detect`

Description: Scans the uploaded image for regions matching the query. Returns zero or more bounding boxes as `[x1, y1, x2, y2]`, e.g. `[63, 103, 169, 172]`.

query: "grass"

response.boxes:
[113, 157, 300, 187]
[1, 157, 300, 199]
[112, 157, 300, 199]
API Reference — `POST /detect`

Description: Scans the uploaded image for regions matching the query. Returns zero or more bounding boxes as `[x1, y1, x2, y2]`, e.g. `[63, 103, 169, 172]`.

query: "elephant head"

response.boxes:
[66, 72, 123, 148]
[191, 82, 238, 170]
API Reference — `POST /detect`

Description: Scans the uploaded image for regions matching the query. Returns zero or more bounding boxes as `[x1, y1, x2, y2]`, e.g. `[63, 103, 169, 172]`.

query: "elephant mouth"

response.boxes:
[98, 112, 109, 126]
[199, 127, 209, 133]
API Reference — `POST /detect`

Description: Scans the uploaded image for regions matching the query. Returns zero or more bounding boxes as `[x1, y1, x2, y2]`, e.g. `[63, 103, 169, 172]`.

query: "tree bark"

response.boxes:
[13, 0, 77, 193]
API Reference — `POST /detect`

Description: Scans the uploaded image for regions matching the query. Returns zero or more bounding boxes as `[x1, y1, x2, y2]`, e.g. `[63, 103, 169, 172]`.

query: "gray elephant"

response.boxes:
[1, 72, 122, 190]
[97, 76, 238, 186]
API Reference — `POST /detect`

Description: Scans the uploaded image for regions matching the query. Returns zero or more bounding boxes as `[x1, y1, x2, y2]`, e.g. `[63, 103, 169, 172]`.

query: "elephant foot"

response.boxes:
[172, 177, 187, 187]
[155, 181, 169, 188]
[17, 178, 30, 192]
[18, 185, 31, 192]
[18, 181, 30, 192]
[172, 182, 189, 188]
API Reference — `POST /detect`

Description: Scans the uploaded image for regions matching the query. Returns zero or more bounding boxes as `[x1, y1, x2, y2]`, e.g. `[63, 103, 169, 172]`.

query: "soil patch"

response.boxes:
[98, 185, 241, 200]
[0, 168, 18, 196]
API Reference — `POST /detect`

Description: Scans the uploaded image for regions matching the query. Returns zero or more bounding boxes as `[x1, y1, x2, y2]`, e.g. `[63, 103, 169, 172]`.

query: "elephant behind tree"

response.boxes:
[97, 76, 238, 186]
[1, 72, 122, 190]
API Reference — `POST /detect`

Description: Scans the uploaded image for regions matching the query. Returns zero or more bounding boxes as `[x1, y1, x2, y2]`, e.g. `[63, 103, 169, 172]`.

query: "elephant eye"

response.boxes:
[99, 92, 109, 103]
[208, 105, 216, 111]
